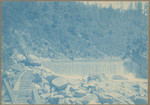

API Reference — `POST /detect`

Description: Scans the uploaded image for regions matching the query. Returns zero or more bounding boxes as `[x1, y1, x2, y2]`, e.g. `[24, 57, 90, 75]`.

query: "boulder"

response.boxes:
[69, 98, 82, 104]
[46, 75, 58, 83]
[80, 93, 98, 104]
[112, 75, 127, 80]
[27, 54, 41, 64]
[87, 74, 108, 82]
[52, 77, 68, 91]
[73, 89, 86, 98]
[58, 98, 71, 104]
[53, 95, 64, 99]
[14, 54, 26, 62]
[32, 73, 42, 84]
[24, 55, 41, 67]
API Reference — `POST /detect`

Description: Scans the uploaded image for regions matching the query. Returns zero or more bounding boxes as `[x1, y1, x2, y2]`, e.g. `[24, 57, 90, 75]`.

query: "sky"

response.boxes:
[82, 1, 149, 10]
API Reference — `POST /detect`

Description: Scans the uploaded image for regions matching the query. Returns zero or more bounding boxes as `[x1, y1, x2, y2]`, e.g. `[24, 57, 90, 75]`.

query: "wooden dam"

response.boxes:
[42, 59, 125, 76]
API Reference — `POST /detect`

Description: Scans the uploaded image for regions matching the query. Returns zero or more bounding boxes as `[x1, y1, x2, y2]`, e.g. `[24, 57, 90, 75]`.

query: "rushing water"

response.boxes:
[42, 60, 125, 76]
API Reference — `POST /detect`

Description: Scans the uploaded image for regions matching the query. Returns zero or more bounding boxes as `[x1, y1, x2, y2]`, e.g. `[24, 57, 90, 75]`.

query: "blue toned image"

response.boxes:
[1, 1, 149, 104]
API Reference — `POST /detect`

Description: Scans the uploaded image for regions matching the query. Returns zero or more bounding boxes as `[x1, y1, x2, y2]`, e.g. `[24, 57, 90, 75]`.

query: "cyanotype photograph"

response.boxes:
[1, 1, 149, 104]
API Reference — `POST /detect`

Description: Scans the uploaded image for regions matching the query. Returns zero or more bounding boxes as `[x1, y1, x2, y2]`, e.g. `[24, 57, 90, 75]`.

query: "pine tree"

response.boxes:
[144, 3, 149, 15]
[129, 2, 134, 10]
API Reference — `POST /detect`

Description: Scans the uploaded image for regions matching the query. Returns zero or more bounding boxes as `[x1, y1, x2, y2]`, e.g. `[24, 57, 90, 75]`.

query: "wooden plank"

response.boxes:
[3, 79, 18, 104]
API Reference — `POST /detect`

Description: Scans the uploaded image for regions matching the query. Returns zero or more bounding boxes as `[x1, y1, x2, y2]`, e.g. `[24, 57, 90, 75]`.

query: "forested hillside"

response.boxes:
[2, 1, 148, 75]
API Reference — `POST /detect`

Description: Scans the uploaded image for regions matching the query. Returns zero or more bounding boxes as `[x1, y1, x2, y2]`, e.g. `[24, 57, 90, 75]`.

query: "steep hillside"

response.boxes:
[2, 1, 148, 75]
